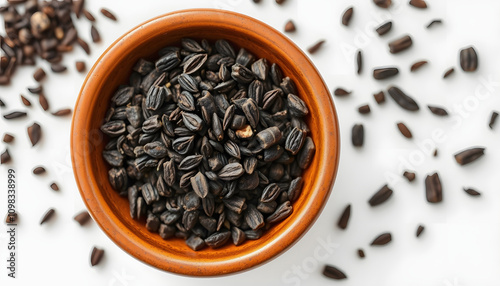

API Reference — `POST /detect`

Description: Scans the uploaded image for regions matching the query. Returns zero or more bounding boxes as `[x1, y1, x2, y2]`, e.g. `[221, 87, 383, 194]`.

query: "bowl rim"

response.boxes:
[71, 8, 340, 276]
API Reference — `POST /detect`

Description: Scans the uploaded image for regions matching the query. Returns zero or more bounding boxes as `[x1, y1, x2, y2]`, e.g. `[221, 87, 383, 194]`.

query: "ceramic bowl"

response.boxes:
[71, 9, 340, 276]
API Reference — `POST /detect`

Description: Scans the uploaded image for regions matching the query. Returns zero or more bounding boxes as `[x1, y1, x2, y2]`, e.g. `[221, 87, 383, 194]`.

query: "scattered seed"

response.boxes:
[397, 122, 412, 138]
[307, 40, 325, 54]
[90, 247, 105, 266]
[388, 86, 419, 111]
[27, 122, 41, 146]
[443, 67, 455, 78]
[371, 232, 392, 245]
[389, 35, 412, 54]
[411, 60, 428, 72]
[52, 108, 72, 116]
[3, 134, 14, 143]
[352, 124, 364, 147]
[460, 46, 478, 72]
[369, 184, 393, 206]
[100, 8, 117, 21]
[284, 20, 296, 32]
[358, 104, 370, 114]
[40, 208, 55, 225]
[373, 67, 399, 80]
[334, 88, 351, 96]
[454, 147, 485, 166]
[1, 149, 11, 164]
[33, 67, 46, 81]
[3, 111, 27, 120]
[323, 265, 347, 280]
[433, 149, 438, 157]
[428, 105, 449, 116]
[416, 225, 425, 237]
[357, 249, 365, 258]
[20, 95, 31, 106]
[74, 211, 91, 225]
[76, 61, 86, 72]
[33, 166, 46, 175]
[337, 204, 351, 230]
[373, 91, 385, 104]
[410, 0, 427, 9]
[375, 21, 392, 35]
[91, 25, 101, 43]
[50, 182, 59, 191]
[39, 93, 49, 111]
[356, 50, 362, 74]
[489, 111, 498, 129]
[425, 172, 442, 203]
[373, 0, 392, 8]
[341, 7, 354, 26]
[427, 19, 442, 29]
[464, 188, 481, 197]
[403, 171, 416, 182]
[5, 212, 17, 224]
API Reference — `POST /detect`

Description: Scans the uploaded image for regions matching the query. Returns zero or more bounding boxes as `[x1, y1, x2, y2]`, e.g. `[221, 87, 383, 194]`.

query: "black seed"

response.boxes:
[388, 35, 412, 54]
[341, 7, 353, 26]
[489, 111, 498, 129]
[387, 86, 419, 111]
[323, 265, 347, 280]
[368, 184, 393, 206]
[428, 105, 449, 116]
[373, 67, 399, 80]
[376, 21, 392, 35]
[425, 172, 442, 203]
[352, 124, 364, 147]
[371, 232, 392, 245]
[454, 147, 485, 166]
[190, 172, 209, 198]
[460, 46, 478, 72]
[205, 231, 231, 248]
[337, 204, 351, 230]
[464, 188, 481, 196]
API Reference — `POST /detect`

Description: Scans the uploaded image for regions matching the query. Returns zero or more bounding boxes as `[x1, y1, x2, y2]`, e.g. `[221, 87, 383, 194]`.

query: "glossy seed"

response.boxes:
[410, 60, 428, 72]
[428, 105, 448, 116]
[373, 0, 392, 8]
[489, 111, 498, 129]
[356, 50, 362, 74]
[371, 232, 392, 245]
[3, 111, 27, 119]
[460, 46, 478, 72]
[40, 208, 55, 225]
[284, 20, 296, 32]
[337, 204, 351, 230]
[352, 124, 364, 147]
[443, 68, 455, 78]
[50, 182, 59, 191]
[341, 7, 354, 26]
[334, 88, 351, 96]
[100, 8, 117, 21]
[74, 211, 91, 226]
[425, 172, 442, 203]
[454, 147, 485, 165]
[388, 86, 419, 111]
[416, 225, 425, 237]
[388, 35, 412, 54]
[464, 188, 481, 196]
[307, 40, 325, 54]
[373, 67, 399, 80]
[27, 122, 41, 146]
[410, 0, 427, 8]
[358, 104, 370, 114]
[90, 247, 105, 266]
[376, 21, 392, 35]
[403, 171, 416, 182]
[397, 122, 412, 138]
[369, 184, 393, 206]
[323, 265, 347, 280]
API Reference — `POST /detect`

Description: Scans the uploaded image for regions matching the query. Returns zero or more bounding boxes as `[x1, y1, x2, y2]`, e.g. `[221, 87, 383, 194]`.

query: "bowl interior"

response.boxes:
[72, 9, 339, 276]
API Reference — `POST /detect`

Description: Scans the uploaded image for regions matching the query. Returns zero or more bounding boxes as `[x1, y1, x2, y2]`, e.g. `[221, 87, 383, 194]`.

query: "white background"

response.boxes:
[0, 0, 499, 285]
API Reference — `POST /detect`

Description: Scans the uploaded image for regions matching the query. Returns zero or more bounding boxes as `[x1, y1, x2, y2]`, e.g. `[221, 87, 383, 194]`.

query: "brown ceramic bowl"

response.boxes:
[71, 9, 339, 276]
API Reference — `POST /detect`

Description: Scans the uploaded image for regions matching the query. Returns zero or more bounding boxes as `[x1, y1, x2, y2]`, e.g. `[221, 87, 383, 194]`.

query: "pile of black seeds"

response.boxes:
[101, 38, 315, 251]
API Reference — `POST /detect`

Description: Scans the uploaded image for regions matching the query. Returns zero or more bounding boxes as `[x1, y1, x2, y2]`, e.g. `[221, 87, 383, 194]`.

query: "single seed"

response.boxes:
[397, 122, 412, 138]
[307, 40, 325, 54]
[284, 20, 296, 32]
[416, 225, 425, 237]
